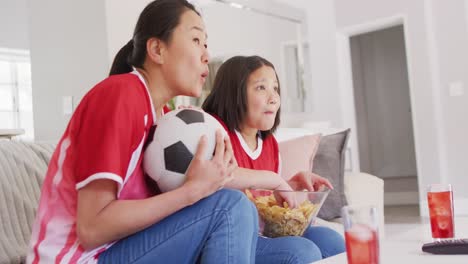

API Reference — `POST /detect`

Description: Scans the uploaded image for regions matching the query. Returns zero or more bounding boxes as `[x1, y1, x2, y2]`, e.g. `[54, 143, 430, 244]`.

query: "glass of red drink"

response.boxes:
[427, 184, 454, 240]
[342, 205, 379, 264]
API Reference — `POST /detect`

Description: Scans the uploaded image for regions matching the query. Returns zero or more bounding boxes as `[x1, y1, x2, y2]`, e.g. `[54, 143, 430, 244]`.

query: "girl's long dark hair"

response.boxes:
[109, 0, 199, 76]
[202, 56, 281, 137]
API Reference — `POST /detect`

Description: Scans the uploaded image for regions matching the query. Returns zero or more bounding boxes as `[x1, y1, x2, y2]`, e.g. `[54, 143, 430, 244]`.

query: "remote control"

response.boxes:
[422, 239, 468, 254]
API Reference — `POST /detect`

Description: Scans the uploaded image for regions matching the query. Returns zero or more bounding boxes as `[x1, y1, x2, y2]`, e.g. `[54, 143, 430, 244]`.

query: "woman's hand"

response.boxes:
[287, 171, 334, 191]
[183, 130, 237, 201]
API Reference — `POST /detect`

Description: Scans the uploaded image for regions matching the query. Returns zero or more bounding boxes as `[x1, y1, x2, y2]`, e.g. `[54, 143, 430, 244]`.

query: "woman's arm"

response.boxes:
[77, 131, 235, 250]
[77, 180, 201, 250]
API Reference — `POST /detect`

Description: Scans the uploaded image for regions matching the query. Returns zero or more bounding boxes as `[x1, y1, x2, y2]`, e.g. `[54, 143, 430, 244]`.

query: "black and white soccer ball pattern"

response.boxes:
[143, 109, 227, 192]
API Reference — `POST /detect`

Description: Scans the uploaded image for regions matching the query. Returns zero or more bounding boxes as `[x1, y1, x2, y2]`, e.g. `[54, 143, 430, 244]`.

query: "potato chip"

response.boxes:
[245, 189, 318, 238]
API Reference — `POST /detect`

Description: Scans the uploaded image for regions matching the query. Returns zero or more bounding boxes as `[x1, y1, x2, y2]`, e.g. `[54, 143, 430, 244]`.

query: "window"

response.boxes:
[0, 48, 34, 139]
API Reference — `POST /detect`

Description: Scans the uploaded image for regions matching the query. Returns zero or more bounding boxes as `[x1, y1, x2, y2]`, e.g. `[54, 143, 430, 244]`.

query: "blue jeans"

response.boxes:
[98, 189, 258, 264]
[256, 226, 346, 263]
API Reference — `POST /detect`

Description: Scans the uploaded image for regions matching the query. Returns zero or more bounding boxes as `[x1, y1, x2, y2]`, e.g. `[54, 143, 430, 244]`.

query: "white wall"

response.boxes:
[29, 0, 110, 140]
[428, 0, 468, 209]
[277, 0, 343, 127]
[334, 0, 440, 190]
[105, 0, 298, 67]
[0, 0, 30, 50]
[283, 0, 468, 215]
[333, 0, 468, 216]
[104, 0, 151, 66]
[105, 0, 304, 113]
[105, 0, 300, 105]
[466, 0, 468, 34]
[27, 0, 302, 140]
[200, 2, 297, 75]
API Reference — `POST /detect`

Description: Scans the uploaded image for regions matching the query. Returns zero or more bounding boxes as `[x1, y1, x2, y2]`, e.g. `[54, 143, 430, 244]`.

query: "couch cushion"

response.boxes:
[0, 140, 55, 264]
[278, 134, 321, 180]
[312, 129, 350, 220]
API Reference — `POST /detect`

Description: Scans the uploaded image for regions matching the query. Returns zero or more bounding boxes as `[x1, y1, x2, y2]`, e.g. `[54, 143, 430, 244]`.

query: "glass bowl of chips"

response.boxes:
[246, 189, 330, 238]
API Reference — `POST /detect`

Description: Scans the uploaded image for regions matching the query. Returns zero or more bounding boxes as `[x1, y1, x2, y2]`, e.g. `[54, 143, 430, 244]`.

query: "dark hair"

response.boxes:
[202, 55, 281, 138]
[109, 0, 200, 76]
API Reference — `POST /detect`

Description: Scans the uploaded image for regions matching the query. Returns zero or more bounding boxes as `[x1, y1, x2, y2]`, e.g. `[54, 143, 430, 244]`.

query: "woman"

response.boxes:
[27, 1, 258, 263]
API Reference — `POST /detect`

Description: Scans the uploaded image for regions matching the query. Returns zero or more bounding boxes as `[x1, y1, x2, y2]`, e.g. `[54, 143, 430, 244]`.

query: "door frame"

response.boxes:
[335, 14, 421, 190]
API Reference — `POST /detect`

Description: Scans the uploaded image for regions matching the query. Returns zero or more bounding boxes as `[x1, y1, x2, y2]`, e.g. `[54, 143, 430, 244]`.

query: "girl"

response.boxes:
[27, 1, 258, 263]
[202, 55, 346, 263]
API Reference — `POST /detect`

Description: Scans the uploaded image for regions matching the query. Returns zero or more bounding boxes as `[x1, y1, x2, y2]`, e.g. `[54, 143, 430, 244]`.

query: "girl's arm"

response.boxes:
[77, 131, 235, 250]
[225, 167, 300, 207]
[224, 167, 290, 191]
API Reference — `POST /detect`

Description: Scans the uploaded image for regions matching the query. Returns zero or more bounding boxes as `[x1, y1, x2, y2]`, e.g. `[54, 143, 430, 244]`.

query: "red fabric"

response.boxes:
[211, 114, 279, 173]
[70, 74, 151, 185]
[28, 72, 156, 264]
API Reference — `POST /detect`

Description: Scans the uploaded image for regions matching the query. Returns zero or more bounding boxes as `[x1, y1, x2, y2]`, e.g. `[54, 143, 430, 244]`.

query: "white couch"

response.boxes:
[321, 170, 385, 237]
[0, 140, 56, 264]
[0, 131, 384, 263]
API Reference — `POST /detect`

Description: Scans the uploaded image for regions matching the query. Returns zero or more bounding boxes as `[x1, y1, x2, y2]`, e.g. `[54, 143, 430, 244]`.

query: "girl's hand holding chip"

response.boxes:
[274, 183, 298, 208]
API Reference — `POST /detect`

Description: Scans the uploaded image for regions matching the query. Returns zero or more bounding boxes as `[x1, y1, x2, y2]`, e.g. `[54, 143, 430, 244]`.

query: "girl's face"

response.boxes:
[243, 65, 280, 132]
[162, 10, 210, 97]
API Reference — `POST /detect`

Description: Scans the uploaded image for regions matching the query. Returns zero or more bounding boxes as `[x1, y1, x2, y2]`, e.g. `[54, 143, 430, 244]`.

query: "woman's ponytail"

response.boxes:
[108, 0, 200, 76]
[109, 40, 134, 76]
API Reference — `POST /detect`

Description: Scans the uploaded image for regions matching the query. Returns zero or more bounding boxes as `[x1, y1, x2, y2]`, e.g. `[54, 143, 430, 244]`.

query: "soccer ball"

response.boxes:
[143, 109, 227, 192]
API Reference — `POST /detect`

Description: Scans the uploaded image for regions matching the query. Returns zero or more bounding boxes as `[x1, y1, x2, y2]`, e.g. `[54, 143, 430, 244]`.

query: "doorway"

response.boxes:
[349, 25, 419, 206]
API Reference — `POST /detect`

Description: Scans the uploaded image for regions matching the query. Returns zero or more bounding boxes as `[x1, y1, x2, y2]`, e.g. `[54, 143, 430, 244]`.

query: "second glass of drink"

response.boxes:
[342, 205, 379, 264]
[427, 183, 454, 240]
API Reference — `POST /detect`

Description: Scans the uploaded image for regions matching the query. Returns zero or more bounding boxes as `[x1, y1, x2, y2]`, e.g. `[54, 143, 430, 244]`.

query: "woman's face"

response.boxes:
[162, 10, 209, 97]
[243, 65, 280, 132]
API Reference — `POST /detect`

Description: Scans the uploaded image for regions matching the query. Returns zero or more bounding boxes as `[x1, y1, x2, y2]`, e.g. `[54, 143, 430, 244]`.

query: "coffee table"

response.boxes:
[315, 217, 468, 263]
